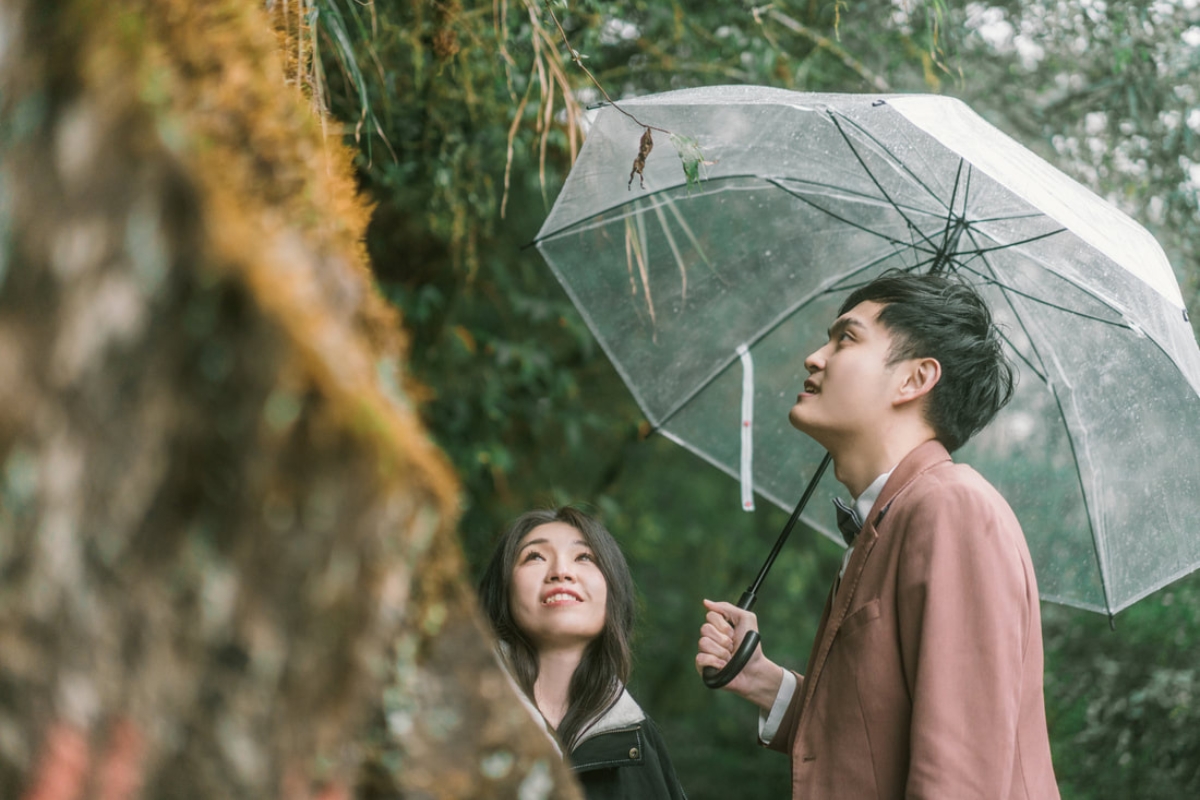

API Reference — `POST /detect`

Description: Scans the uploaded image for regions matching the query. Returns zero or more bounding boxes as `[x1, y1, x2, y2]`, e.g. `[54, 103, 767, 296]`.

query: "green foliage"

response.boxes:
[317, 1, 1200, 797]
[1044, 575, 1200, 798]
[668, 133, 707, 191]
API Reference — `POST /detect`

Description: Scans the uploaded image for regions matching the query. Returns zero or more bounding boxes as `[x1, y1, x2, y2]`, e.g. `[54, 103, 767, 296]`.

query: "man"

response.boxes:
[696, 271, 1060, 799]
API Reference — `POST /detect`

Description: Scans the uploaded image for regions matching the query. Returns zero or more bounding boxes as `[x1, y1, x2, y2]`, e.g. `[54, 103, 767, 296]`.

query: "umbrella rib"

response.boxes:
[1047, 392, 1112, 620]
[970, 211, 1046, 224]
[826, 109, 957, 213]
[994, 326, 1048, 384]
[931, 160, 968, 273]
[767, 179, 942, 255]
[826, 112, 947, 257]
[965, 230, 1115, 616]
[962, 159, 973, 218]
[953, 262, 1134, 331]
[776, 178, 1046, 230]
[775, 171, 1060, 263]
[956, 229, 1192, 389]
[958, 227, 1070, 257]
[771, 177, 950, 219]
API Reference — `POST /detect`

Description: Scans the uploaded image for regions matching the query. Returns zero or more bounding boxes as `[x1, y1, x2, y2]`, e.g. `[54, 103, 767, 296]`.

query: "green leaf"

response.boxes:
[668, 133, 707, 192]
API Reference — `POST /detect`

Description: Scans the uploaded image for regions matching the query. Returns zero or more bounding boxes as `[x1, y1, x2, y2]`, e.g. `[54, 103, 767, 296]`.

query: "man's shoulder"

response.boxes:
[888, 459, 1022, 537]
[904, 458, 1005, 503]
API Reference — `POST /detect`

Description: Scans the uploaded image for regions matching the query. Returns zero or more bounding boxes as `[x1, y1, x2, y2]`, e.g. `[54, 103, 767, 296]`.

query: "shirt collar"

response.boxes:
[853, 468, 893, 524]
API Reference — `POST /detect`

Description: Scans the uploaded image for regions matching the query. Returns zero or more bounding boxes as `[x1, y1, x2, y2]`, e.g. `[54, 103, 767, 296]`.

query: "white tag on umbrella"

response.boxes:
[738, 343, 755, 511]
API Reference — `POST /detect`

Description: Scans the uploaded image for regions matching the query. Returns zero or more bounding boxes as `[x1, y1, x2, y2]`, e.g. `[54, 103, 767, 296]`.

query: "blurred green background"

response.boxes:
[315, 1, 1200, 796]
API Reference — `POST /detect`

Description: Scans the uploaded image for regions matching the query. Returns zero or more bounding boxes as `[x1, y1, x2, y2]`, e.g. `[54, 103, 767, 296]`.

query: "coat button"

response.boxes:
[628, 747, 640, 759]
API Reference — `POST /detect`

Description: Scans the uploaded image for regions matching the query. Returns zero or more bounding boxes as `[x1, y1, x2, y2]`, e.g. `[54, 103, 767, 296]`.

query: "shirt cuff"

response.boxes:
[758, 669, 797, 744]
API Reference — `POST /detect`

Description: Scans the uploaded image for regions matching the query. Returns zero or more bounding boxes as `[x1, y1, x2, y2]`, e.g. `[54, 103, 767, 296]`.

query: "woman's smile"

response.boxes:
[542, 588, 584, 605]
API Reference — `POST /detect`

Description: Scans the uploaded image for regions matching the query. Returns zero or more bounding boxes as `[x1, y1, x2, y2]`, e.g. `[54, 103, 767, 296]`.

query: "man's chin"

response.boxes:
[788, 408, 831, 447]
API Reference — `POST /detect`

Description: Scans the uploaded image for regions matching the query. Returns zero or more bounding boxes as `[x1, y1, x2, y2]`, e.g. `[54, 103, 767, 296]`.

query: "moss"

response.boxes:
[0, 447, 38, 517]
[0, 0, 587, 795]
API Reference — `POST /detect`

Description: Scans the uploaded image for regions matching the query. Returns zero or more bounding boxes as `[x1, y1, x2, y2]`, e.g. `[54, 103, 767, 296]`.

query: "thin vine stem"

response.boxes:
[543, 1, 672, 135]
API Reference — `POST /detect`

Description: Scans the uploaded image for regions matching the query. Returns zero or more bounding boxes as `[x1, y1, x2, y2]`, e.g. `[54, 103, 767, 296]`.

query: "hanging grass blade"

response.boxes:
[313, 0, 395, 164]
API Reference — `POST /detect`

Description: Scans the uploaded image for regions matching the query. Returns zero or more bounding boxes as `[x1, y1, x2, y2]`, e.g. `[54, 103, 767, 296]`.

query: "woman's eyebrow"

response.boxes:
[518, 538, 592, 552]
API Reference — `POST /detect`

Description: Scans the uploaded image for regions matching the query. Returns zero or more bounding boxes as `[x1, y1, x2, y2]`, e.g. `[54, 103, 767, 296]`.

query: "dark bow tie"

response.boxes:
[832, 497, 863, 546]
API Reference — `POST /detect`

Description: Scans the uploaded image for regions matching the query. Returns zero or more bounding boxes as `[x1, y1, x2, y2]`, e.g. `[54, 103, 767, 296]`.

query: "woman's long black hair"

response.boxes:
[477, 506, 635, 750]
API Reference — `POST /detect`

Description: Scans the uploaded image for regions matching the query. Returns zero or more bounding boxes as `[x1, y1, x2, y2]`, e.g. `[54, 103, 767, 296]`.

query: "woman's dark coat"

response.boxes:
[569, 689, 686, 800]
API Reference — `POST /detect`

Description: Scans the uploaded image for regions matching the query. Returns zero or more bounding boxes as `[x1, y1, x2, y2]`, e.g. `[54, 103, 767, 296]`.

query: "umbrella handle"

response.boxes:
[701, 631, 761, 689]
[702, 590, 759, 689]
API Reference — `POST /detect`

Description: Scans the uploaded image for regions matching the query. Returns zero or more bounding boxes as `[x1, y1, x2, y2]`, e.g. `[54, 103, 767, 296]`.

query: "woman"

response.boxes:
[478, 506, 686, 800]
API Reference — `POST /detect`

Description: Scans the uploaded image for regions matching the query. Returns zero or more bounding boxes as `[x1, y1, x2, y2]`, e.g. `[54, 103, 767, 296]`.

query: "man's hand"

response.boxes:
[696, 599, 785, 711]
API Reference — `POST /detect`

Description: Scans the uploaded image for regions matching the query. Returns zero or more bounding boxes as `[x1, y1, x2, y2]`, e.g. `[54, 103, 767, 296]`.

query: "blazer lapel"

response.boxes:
[793, 439, 953, 722]
[796, 523, 880, 714]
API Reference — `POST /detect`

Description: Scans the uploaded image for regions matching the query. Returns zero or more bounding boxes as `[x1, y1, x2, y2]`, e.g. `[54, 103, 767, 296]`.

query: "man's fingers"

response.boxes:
[698, 631, 736, 659]
[705, 610, 734, 634]
[703, 598, 758, 632]
[700, 621, 734, 650]
[697, 598, 761, 683]
[702, 598, 742, 618]
[695, 650, 729, 675]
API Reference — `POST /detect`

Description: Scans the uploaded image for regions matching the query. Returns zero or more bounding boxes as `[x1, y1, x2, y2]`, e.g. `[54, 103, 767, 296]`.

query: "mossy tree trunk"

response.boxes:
[0, 1, 579, 797]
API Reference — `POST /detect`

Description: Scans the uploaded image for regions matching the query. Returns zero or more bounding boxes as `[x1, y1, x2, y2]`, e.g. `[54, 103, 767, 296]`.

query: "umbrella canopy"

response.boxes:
[533, 86, 1200, 617]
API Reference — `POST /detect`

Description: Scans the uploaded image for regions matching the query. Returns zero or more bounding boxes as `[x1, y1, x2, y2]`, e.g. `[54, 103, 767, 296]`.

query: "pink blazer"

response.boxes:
[768, 440, 1060, 799]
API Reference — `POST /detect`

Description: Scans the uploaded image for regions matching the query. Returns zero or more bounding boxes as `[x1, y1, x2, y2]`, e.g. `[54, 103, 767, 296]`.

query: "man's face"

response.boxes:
[788, 300, 906, 443]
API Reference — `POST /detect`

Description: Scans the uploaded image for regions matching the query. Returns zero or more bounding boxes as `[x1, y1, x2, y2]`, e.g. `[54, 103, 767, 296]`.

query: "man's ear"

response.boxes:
[894, 357, 941, 407]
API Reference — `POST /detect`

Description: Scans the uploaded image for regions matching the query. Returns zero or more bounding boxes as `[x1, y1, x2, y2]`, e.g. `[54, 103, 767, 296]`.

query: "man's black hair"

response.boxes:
[839, 269, 1016, 452]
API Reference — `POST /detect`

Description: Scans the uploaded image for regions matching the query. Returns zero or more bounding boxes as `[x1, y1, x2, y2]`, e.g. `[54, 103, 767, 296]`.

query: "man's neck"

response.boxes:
[830, 429, 937, 498]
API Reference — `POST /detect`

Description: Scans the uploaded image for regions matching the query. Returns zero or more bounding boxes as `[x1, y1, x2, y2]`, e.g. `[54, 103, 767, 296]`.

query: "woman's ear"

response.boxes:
[894, 357, 941, 406]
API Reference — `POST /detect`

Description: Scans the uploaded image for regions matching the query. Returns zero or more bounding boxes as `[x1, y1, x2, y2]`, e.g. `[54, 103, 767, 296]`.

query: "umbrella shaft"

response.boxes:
[746, 451, 833, 598]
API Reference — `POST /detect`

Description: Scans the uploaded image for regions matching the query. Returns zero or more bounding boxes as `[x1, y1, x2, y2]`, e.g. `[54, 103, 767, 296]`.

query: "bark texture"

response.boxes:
[0, 1, 580, 797]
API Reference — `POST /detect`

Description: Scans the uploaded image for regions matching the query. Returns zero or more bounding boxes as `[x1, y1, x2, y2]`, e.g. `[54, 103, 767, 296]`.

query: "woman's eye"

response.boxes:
[522, 551, 545, 563]
[577, 552, 595, 563]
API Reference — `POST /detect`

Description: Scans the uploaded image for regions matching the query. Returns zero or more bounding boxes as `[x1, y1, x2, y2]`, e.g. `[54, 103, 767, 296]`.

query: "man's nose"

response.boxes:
[804, 347, 825, 374]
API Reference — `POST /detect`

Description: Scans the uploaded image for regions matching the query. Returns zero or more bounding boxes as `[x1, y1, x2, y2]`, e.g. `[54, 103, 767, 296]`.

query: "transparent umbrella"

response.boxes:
[533, 86, 1200, 630]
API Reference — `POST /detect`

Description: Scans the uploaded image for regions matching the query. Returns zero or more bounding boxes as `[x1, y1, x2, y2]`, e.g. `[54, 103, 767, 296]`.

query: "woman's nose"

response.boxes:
[546, 560, 576, 582]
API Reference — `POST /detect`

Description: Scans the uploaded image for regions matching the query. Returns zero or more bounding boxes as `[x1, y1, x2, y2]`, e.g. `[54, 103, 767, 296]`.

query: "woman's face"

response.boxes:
[510, 521, 608, 653]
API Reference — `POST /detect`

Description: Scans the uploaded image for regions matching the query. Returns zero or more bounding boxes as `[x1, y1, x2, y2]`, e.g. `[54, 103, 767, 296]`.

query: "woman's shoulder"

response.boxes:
[580, 688, 645, 737]
[570, 693, 686, 800]
[571, 687, 643, 760]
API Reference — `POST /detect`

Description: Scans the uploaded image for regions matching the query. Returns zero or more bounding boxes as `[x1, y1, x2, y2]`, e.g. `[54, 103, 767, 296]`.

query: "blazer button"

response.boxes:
[628, 747, 640, 759]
